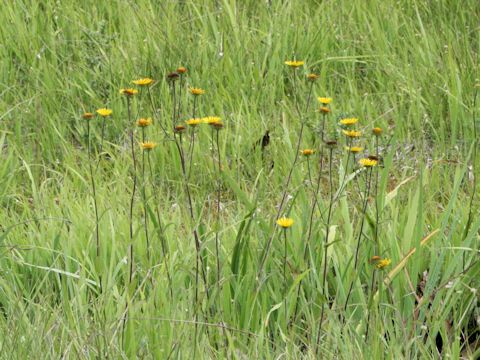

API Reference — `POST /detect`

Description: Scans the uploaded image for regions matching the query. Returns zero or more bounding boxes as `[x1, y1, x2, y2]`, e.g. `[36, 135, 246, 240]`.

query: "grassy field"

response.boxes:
[0, 0, 479, 358]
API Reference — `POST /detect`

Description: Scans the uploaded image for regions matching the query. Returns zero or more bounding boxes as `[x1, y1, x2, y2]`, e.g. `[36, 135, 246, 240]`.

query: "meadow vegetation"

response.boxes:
[0, 1, 479, 358]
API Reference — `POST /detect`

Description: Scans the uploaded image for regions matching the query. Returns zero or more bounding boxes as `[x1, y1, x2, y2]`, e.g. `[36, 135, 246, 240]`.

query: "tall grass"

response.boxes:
[0, 0, 479, 358]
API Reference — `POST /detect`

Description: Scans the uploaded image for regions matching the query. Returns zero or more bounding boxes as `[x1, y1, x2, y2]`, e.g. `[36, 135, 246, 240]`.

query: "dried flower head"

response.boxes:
[325, 140, 338, 148]
[359, 158, 378, 167]
[319, 106, 331, 114]
[137, 118, 152, 127]
[307, 73, 319, 81]
[185, 118, 202, 127]
[368, 155, 380, 161]
[189, 87, 205, 96]
[276, 217, 294, 228]
[177, 67, 187, 74]
[96, 108, 113, 117]
[284, 60, 304, 68]
[211, 122, 224, 130]
[167, 72, 180, 81]
[372, 127, 383, 136]
[346, 146, 363, 153]
[301, 149, 315, 156]
[132, 78, 154, 86]
[318, 97, 332, 105]
[174, 125, 186, 133]
[342, 130, 362, 138]
[369, 255, 381, 264]
[339, 118, 359, 126]
[140, 141, 157, 151]
[375, 258, 391, 269]
[82, 112, 94, 119]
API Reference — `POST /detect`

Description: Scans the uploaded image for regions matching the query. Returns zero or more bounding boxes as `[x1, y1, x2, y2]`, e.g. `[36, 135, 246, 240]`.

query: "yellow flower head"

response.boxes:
[318, 97, 332, 105]
[346, 146, 363, 153]
[359, 158, 378, 167]
[132, 78, 154, 86]
[177, 67, 187, 74]
[375, 258, 391, 269]
[120, 88, 138, 96]
[189, 87, 205, 96]
[301, 149, 315, 156]
[203, 116, 221, 125]
[185, 118, 202, 127]
[82, 112, 94, 119]
[276, 217, 294, 228]
[284, 60, 304, 68]
[372, 127, 383, 136]
[96, 108, 112, 117]
[319, 106, 331, 114]
[137, 118, 152, 127]
[140, 141, 157, 151]
[174, 125, 187, 133]
[343, 130, 362, 138]
[339, 118, 359, 126]
[307, 73, 319, 81]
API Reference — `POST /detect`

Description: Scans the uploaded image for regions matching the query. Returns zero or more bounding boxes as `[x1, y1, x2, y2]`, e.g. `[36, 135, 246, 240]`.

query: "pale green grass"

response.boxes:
[0, 0, 479, 359]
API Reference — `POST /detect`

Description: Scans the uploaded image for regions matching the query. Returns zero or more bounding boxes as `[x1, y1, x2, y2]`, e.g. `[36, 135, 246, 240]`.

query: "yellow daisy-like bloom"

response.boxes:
[301, 149, 315, 156]
[137, 118, 152, 127]
[339, 118, 359, 126]
[185, 118, 203, 127]
[319, 106, 331, 114]
[359, 158, 378, 167]
[120, 88, 138, 96]
[343, 130, 362, 138]
[189, 87, 205, 96]
[346, 146, 363, 153]
[140, 141, 157, 150]
[203, 116, 221, 125]
[285, 60, 304, 68]
[376, 258, 391, 269]
[96, 108, 112, 117]
[372, 127, 383, 136]
[82, 112, 94, 119]
[318, 97, 332, 105]
[132, 78, 154, 86]
[276, 217, 294, 228]
[177, 67, 187, 74]
[307, 73, 319, 81]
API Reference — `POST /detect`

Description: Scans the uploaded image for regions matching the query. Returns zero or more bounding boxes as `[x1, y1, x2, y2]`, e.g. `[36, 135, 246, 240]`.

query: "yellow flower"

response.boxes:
[177, 67, 187, 74]
[318, 97, 332, 105]
[140, 141, 157, 150]
[346, 146, 363, 153]
[189, 87, 205, 96]
[132, 78, 154, 86]
[82, 112, 94, 119]
[343, 130, 362, 138]
[372, 127, 383, 136]
[276, 217, 294, 228]
[319, 106, 331, 114]
[307, 73, 319, 81]
[376, 258, 391, 269]
[203, 116, 221, 125]
[137, 118, 152, 127]
[96, 108, 112, 117]
[301, 149, 315, 156]
[284, 60, 304, 68]
[339, 118, 359, 126]
[359, 158, 378, 167]
[185, 118, 202, 127]
[120, 88, 138, 96]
